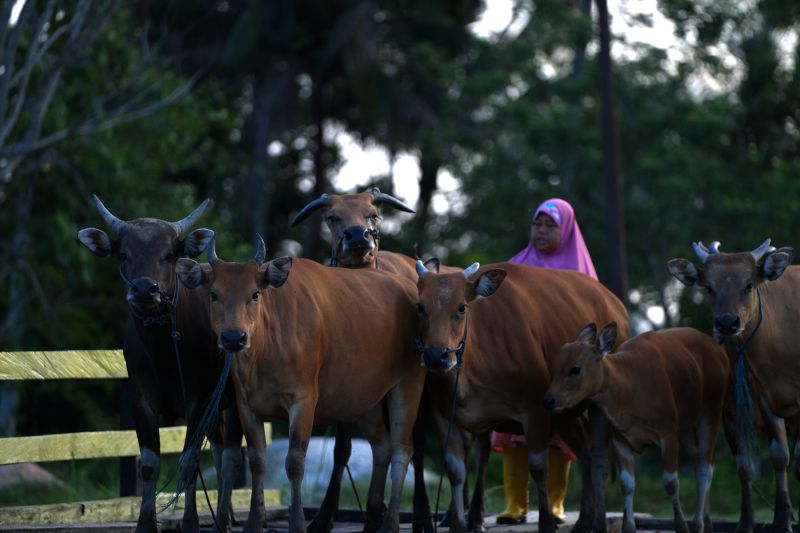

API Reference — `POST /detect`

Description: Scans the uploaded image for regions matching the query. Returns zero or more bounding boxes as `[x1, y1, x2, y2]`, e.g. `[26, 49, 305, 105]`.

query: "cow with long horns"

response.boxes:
[414, 260, 629, 533]
[669, 239, 798, 533]
[77, 196, 240, 533]
[176, 236, 427, 533]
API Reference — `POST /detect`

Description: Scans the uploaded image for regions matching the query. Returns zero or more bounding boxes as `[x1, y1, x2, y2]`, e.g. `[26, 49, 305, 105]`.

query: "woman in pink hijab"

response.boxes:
[493, 198, 597, 525]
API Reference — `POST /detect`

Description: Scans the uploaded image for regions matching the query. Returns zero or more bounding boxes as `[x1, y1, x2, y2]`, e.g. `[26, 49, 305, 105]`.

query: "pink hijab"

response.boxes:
[509, 198, 598, 280]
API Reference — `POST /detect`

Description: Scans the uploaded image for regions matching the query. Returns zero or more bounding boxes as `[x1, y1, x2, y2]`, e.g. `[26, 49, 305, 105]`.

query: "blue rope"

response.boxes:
[729, 289, 763, 459]
[160, 351, 235, 512]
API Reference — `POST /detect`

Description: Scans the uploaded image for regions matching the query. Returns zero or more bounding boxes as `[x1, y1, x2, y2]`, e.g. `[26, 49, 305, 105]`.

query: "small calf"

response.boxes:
[544, 324, 729, 533]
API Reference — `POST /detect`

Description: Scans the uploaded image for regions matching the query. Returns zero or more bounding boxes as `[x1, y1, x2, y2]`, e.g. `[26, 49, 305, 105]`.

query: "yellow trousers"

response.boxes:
[496, 447, 571, 523]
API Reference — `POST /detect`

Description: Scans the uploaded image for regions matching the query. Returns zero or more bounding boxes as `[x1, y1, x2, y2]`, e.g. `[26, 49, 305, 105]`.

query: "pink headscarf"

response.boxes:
[509, 198, 597, 280]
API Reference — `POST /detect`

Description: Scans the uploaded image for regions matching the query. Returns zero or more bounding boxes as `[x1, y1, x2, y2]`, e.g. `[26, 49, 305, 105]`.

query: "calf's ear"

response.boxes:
[472, 269, 506, 300]
[763, 249, 794, 281]
[576, 323, 597, 344]
[259, 256, 292, 289]
[77, 228, 114, 258]
[667, 258, 702, 287]
[184, 228, 215, 258]
[597, 322, 617, 358]
[176, 258, 210, 289]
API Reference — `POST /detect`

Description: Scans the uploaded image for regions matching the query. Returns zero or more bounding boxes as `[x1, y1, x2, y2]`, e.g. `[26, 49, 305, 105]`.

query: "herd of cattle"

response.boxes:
[75, 189, 799, 533]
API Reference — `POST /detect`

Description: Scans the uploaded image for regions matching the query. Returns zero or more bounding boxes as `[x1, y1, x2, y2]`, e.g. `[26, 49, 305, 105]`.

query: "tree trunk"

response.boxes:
[303, 78, 328, 261]
[413, 152, 440, 256]
[596, 0, 628, 303]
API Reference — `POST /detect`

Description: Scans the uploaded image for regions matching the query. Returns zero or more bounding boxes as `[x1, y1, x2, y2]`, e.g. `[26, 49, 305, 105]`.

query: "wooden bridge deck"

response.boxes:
[0, 508, 747, 532]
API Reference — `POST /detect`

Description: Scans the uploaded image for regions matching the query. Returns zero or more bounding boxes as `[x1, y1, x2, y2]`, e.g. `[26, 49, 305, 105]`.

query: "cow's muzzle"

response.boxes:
[341, 226, 376, 254]
[543, 395, 557, 412]
[714, 314, 742, 335]
[421, 347, 456, 371]
[127, 277, 162, 305]
[220, 330, 248, 351]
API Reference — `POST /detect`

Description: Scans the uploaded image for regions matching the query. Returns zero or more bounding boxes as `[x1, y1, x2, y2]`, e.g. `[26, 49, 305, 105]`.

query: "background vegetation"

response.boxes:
[2, 0, 800, 521]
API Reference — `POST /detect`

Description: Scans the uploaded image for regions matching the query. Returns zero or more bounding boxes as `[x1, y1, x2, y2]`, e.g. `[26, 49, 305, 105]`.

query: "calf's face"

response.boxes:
[414, 261, 506, 370]
[177, 252, 292, 352]
[544, 322, 617, 412]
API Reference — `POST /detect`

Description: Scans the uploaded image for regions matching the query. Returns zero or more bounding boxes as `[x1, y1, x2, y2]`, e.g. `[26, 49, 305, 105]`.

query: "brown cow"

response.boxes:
[668, 240, 797, 533]
[414, 260, 629, 533]
[544, 325, 730, 533]
[176, 237, 427, 533]
[293, 188, 459, 533]
[77, 196, 240, 533]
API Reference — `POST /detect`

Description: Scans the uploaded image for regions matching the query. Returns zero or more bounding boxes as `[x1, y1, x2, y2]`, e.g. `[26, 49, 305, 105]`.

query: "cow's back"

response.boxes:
[460, 263, 628, 423]
[245, 258, 422, 424]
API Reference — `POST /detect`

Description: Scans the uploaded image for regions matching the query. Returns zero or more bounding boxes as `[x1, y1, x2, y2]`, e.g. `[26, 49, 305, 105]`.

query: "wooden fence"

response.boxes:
[0, 350, 279, 527]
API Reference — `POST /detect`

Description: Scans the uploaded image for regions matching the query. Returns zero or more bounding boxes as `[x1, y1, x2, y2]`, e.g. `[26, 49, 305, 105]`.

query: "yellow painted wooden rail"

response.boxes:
[0, 349, 279, 526]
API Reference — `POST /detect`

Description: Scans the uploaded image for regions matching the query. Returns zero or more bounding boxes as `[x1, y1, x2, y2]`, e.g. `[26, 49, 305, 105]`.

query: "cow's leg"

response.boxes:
[359, 405, 391, 533]
[412, 403, 435, 533]
[760, 399, 792, 533]
[178, 400, 204, 533]
[286, 401, 316, 533]
[131, 388, 160, 533]
[214, 406, 244, 533]
[555, 412, 594, 533]
[308, 424, 352, 533]
[589, 406, 610, 533]
[722, 414, 755, 533]
[238, 404, 268, 533]
[466, 432, 490, 532]
[688, 419, 715, 533]
[429, 403, 469, 533]
[613, 438, 636, 533]
[661, 435, 689, 533]
[378, 378, 425, 533]
[525, 409, 554, 533]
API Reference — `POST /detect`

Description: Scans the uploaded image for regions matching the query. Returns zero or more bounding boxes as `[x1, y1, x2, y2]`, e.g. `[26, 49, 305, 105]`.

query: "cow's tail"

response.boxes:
[160, 351, 235, 511]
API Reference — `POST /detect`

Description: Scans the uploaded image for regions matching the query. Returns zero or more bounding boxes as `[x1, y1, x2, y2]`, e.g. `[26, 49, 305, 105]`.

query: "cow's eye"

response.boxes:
[119, 252, 128, 262]
[251, 291, 260, 302]
[416, 302, 425, 314]
[569, 366, 581, 376]
[326, 216, 340, 225]
[706, 286, 715, 296]
[369, 214, 380, 223]
[209, 292, 218, 302]
[162, 253, 175, 262]
[745, 282, 754, 293]
[458, 304, 467, 314]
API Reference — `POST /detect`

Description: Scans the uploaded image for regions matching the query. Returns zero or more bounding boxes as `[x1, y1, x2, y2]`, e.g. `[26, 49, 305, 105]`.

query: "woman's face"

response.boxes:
[530, 212, 561, 255]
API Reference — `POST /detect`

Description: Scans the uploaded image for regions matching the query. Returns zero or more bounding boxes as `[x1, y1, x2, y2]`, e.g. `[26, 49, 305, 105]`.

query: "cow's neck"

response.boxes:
[590, 355, 638, 436]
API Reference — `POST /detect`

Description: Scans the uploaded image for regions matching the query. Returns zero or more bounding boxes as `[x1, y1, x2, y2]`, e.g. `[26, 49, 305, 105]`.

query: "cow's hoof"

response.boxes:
[412, 517, 434, 533]
[308, 516, 334, 533]
[182, 516, 200, 533]
[467, 516, 485, 532]
[570, 514, 593, 533]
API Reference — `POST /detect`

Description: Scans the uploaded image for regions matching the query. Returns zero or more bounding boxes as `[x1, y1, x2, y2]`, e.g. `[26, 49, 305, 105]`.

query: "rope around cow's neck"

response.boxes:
[727, 288, 763, 463]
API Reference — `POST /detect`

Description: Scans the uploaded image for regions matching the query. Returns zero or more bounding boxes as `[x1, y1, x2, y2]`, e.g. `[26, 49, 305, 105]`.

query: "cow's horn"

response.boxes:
[92, 195, 127, 235]
[369, 187, 415, 213]
[172, 198, 211, 237]
[751, 239, 772, 262]
[253, 233, 267, 265]
[692, 242, 710, 264]
[207, 237, 220, 265]
[291, 194, 331, 226]
[463, 262, 480, 279]
[416, 260, 428, 278]
[708, 241, 721, 254]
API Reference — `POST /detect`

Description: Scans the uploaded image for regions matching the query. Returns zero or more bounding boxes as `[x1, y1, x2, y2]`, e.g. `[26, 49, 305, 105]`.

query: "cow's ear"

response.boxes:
[597, 322, 617, 359]
[176, 258, 210, 289]
[472, 269, 507, 300]
[184, 228, 215, 258]
[423, 257, 440, 273]
[576, 323, 597, 344]
[77, 228, 114, 258]
[763, 249, 794, 281]
[667, 258, 703, 287]
[259, 256, 292, 289]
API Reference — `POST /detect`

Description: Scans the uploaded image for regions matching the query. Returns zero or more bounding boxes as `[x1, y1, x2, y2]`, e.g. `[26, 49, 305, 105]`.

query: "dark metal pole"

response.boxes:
[595, 0, 628, 304]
